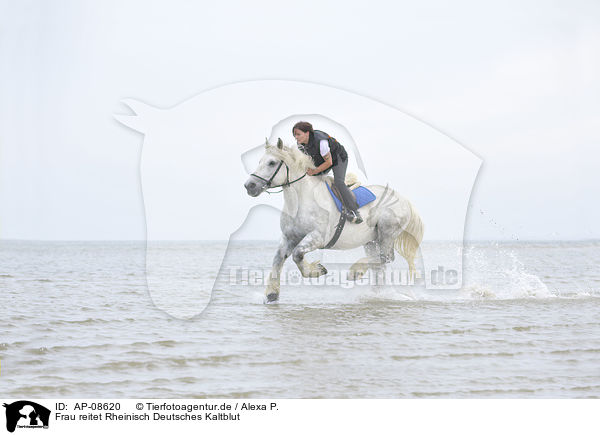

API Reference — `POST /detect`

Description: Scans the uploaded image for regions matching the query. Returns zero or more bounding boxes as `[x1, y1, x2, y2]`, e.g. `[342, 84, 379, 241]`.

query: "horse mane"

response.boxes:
[265, 143, 315, 172]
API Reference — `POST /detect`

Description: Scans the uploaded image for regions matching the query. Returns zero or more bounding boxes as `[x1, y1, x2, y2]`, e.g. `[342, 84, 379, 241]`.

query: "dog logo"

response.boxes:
[3, 401, 50, 433]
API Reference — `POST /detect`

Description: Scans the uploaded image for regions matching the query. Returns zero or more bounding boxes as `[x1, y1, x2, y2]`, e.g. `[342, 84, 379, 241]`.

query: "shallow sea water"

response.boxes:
[1, 240, 599, 398]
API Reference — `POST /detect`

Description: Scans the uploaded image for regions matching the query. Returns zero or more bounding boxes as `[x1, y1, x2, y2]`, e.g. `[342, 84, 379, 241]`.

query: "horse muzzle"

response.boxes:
[244, 178, 265, 197]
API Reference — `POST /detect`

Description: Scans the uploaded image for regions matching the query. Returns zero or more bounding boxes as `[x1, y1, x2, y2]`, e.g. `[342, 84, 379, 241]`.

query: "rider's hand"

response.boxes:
[306, 168, 317, 176]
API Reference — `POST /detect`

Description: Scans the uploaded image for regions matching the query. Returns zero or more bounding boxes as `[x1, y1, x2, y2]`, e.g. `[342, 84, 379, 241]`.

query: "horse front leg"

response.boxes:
[292, 231, 328, 278]
[265, 237, 296, 303]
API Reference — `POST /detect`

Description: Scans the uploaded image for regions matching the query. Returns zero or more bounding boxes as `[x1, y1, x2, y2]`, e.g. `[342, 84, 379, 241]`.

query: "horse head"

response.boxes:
[244, 138, 313, 197]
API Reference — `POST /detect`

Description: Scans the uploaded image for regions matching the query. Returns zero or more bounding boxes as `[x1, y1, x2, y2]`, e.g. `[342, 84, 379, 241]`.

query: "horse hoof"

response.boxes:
[309, 262, 328, 277]
[347, 269, 365, 281]
[316, 263, 328, 276]
[265, 293, 279, 304]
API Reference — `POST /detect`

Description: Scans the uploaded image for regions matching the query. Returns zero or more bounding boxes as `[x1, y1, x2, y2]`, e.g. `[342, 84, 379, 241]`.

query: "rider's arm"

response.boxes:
[314, 153, 333, 174]
[313, 139, 333, 173]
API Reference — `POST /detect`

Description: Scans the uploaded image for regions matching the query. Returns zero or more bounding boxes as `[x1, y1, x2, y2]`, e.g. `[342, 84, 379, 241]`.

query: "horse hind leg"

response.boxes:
[348, 241, 381, 281]
[347, 257, 371, 281]
[375, 210, 404, 265]
[347, 212, 400, 283]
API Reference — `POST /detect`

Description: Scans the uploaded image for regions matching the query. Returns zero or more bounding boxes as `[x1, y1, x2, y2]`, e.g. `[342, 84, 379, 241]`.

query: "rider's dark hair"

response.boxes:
[292, 121, 313, 134]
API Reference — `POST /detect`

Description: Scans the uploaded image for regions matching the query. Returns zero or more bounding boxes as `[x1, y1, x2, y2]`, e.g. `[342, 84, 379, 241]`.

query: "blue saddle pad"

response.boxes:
[326, 184, 376, 212]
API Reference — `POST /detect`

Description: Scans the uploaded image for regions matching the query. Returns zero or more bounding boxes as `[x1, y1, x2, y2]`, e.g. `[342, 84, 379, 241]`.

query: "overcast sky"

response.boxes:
[1, 0, 599, 240]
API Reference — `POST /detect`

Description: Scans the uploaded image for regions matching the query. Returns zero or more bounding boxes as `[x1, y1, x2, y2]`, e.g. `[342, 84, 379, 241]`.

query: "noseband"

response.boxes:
[250, 160, 307, 193]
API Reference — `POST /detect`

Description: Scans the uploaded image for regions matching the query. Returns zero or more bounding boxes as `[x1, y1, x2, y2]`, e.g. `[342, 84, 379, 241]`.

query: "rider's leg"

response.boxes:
[332, 158, 362, 223]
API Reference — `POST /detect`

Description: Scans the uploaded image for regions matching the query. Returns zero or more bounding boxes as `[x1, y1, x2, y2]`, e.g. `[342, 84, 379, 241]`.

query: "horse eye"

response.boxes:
[268, 161, 276, 166]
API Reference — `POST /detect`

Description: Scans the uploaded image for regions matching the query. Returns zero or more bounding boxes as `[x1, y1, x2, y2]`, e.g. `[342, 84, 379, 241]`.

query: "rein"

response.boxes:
[250, 161, 307, 194]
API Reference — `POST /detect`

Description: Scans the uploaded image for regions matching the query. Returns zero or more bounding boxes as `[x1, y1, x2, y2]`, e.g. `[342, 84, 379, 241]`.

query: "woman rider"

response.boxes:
[292, 121, 362, 224]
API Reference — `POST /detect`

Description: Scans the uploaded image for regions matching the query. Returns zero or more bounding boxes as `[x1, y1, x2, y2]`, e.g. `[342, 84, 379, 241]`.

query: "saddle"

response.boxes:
[324, 175, 376, 212]
[320, 174, 376, 249]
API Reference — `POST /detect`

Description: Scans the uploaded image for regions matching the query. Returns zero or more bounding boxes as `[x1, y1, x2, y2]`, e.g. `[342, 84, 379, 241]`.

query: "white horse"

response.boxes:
[244, 139, 424, 302]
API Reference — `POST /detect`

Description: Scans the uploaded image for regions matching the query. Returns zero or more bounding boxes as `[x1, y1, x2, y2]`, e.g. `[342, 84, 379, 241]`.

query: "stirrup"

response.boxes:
[344, 209, 362, 223]
[342, 208, 355, 222]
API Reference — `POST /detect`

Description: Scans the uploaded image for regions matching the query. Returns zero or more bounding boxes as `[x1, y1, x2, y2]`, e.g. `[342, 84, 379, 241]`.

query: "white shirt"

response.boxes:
[319, 139, 330, 156]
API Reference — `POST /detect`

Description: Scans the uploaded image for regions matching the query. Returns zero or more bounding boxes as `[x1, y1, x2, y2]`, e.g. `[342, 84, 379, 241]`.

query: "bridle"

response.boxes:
[250, 160, 307, 194]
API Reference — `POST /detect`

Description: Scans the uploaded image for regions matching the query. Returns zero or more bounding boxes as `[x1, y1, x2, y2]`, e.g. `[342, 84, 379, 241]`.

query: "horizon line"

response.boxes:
[1, 238, 599, 243]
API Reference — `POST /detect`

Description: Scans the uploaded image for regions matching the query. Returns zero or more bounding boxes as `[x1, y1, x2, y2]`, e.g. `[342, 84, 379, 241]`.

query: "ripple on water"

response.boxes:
[98, 360, 158, 371]
[25, 347, 49, 355]
[9, 385, 74, 396]
[17, 359, 46, 366]
[50, 318, 111, 326]
[155, 340, 178, 347]
[512, 325, 535, 331]
[127, 340, 183, 349]
[174, 377, 199, 384]
[391, 351, 520, 361]
[48, 343, 114, 352]
[546, 348, 600, 355]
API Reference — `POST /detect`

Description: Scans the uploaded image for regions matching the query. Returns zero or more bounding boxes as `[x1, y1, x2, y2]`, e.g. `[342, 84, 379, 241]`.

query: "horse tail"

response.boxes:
[394, 201, 424, 279]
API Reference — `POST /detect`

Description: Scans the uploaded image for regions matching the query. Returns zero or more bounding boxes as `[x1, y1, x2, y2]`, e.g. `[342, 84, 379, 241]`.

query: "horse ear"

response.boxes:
[277, 138, 283, 149]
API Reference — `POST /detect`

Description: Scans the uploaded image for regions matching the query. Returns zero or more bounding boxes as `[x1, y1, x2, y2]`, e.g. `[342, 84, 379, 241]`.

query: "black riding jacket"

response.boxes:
[299, 130, 348, 172]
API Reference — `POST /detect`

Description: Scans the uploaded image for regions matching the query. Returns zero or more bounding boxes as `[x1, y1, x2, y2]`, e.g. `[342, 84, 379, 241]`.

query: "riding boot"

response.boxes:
[353, 210, 363, 224]
[344, 209, 363, 224]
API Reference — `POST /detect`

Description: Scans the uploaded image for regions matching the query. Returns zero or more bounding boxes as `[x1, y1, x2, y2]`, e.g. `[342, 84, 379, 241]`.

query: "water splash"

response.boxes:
[347, 243, 589, 302]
